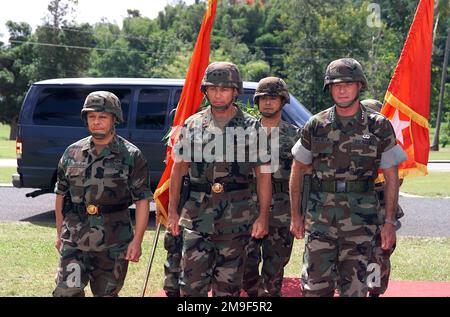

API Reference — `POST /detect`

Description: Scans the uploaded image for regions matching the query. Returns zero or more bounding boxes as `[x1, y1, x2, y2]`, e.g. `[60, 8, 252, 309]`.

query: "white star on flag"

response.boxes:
[390, 109, 410, 145]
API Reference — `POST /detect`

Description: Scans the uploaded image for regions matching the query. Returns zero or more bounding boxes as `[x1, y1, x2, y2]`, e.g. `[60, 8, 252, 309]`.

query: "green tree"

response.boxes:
[89, 11, 183, 78]
[431, 0, 450, 149]
[34, 0, 93, 79]
[0, 22, 35, 139]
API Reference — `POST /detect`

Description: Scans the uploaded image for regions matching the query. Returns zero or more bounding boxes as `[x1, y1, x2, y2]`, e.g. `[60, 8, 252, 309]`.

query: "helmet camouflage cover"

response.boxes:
[323, 58, 368, 92]
[81, 91, 124, 123]
[201, 61, 243, 94]
[361, 98, 383, 112]
[253, 77, 290, 106]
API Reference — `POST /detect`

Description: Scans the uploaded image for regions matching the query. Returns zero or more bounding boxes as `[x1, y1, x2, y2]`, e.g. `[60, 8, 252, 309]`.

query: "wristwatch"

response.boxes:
[384, 218, 399, 227]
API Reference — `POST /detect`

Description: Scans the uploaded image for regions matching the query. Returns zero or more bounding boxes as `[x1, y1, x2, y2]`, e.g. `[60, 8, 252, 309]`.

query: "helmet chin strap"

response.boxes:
[260, 108, 282, 118]
[211, 103, 233, 111]
[205, 94, 235, 112]
[86, 119, 116, 140]
[259, 98, 284, 118]
[334, 93, 360, 108]
[89, 127, 115, 140]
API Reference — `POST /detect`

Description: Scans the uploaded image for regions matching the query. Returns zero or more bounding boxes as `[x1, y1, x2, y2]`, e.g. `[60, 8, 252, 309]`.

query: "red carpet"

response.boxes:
[153, 278, 450, 297]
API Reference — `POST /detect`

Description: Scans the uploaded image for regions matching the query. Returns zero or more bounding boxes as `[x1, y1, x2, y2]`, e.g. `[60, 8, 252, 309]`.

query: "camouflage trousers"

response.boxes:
[367, 231, 396, 295]
[301, 224, 378, 297]
[163, 230, 183, 297]
[53, 243, 129, 297]
[243, 226, 294, 297]
[366, 204, 403, 295]
[179, 228, 250, 297]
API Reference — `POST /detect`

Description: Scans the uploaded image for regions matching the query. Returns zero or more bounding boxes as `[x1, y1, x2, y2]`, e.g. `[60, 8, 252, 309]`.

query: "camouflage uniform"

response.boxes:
[366, 182, 404, 295]
[291, 58, 407, 297]
[174, 104, 266, 297]
[53, 91, 152, 297]
[294, 104, 398, 297]
[361, 99, 404, 296]
[243, 121, 300, 297]
[163, 230, 183, 297]
[243, 77, 301, 297]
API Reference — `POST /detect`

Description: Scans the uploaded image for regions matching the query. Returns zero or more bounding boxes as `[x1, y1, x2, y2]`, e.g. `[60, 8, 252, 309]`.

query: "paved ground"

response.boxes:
[5, 158, 446, 231]
[397, 195, 450, 237]
[1, 187, 449, 237]
[0, 159, 16, 167]
[428, 161, 450, 171]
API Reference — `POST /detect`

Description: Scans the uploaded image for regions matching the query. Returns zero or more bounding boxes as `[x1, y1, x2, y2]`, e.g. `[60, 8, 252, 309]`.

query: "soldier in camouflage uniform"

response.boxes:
[242, 77, 301, 297]
[53, 91, 152, 297]
[289, 58, 407, 297]
[167, 62, 272, 297]
[361, 99, 405, 297]
[162, 207, 183, 297]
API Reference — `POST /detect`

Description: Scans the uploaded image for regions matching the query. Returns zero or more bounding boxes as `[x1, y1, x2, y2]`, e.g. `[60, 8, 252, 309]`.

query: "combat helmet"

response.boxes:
[253, 77, 290, 106]
[323, 58, 368, 92]
[201, 62, 243, 94]
[361, 98, 383, 112]
[81, 91, 124, 123]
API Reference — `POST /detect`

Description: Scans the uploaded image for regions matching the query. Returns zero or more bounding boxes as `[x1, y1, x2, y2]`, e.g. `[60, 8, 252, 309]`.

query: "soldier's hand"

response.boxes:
[125, 239, 142, 262]
[381, 223, 396, 250]
[290, 215, 305, 239]
[55, 237, 62, 252]
[251, 215, 268, 239]
[168, 212, 181, 236]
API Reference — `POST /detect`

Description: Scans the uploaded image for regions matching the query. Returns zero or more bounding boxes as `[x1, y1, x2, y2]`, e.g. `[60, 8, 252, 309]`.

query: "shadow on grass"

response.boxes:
[21, 211, 56, 229]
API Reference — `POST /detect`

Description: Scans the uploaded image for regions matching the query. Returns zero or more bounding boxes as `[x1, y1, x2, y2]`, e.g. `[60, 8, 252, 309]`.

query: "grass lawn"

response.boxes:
[428, 147, 450, 160]
[0, 123, 11, 139]
[0, 222, 449, 297]
[428, 127, 450, 160]
[0, 167, 16, 183]
[0, 124, 15, 159]
[0, 140, 15, 159]
[0, 222, 165, 297]
[401, 171, 450, 198]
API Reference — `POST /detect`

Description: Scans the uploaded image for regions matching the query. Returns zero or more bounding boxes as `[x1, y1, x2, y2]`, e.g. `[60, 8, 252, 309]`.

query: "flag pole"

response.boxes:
[141, 222, 162, 297]
[144, 0, 218, 296]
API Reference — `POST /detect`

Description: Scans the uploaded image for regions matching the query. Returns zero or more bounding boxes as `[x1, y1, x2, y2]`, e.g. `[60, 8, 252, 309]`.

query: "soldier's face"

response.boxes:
[205, 86, 237, 108]
[330, 82, 361, 105]
[87, 112, 114, 136]
[258, 95, 283, 118]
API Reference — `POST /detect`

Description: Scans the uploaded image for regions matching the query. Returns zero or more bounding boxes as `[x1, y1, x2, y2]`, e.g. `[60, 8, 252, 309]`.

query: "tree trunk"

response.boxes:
[431, 27, 450, 151]
[9, 116, 18, 140]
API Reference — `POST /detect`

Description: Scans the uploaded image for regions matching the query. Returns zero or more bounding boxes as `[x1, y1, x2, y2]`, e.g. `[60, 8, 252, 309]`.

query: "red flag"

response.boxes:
[153, 0, 218, 227]
[382, 0, 434, 179]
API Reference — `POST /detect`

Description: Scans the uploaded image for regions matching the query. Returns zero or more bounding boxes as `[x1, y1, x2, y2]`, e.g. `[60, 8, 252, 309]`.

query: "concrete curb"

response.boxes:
[0, 159, 17, 167]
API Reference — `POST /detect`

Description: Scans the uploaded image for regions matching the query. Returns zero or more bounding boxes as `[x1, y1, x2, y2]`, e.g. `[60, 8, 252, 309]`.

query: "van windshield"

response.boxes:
[282, 94, 312, 128]
[32, 88, 131, 128]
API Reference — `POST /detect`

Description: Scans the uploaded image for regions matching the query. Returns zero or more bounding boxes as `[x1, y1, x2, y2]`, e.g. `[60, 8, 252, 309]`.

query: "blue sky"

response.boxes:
[1, 0, 196, 44]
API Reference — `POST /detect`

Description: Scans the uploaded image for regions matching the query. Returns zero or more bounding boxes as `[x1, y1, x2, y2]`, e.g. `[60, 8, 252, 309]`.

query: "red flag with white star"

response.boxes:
[382, 0, 433, 178]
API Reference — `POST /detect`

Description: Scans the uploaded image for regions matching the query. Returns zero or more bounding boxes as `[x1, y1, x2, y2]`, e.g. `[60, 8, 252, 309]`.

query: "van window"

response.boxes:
[32, 88, 130, 128]
[136, 89, 169, 130]
[174, 89, 182, 107]
[240, 89, 255, 106]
